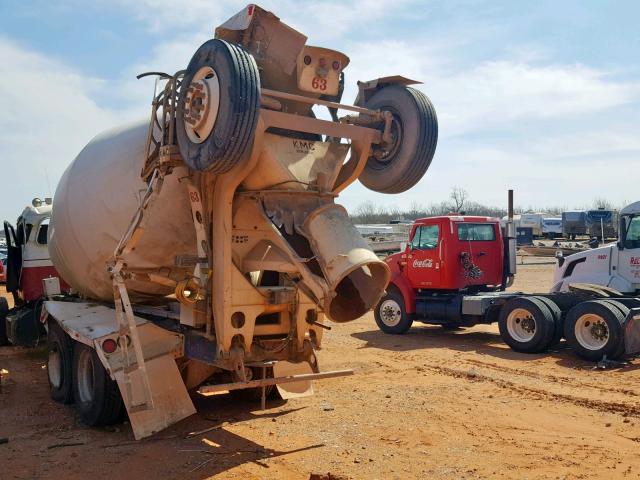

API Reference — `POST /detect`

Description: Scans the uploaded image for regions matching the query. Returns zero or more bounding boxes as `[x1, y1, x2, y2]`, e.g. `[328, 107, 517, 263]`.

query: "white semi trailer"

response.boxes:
[32, 5, 438, 439]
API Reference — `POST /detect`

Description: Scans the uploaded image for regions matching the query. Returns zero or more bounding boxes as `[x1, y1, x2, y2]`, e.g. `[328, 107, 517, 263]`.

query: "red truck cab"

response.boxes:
[386, 216, 504, 300]
[375, 215, 514, 334]
[388, 216, 504, 292]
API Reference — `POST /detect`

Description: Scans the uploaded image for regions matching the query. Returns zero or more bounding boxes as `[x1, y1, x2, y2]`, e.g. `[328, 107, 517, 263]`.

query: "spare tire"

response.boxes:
[359, 85, 437, 194]
[176, 39, 260, 173]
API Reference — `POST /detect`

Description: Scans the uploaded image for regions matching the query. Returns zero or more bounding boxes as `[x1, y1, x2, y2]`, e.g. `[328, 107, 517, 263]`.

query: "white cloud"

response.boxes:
[106, 0, 245, 33]
[105, 0, 418, 41]
[435, 61, 640, 135]
[336, 38, 640, 212]
[3, 1, 640, 222]
[0, 37, 119, 221]
[343, 39, 640, 137]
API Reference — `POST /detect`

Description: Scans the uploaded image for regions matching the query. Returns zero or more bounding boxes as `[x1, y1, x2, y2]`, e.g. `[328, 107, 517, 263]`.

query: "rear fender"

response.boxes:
[354, 75, 422, 107]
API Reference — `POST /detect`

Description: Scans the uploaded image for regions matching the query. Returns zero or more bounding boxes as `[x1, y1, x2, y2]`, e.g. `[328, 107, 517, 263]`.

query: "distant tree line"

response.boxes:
[349, 187, 626, 225]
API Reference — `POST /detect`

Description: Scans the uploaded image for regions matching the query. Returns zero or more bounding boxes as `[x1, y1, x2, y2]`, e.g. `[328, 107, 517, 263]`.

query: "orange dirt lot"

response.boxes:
[1, 260, 640, 479]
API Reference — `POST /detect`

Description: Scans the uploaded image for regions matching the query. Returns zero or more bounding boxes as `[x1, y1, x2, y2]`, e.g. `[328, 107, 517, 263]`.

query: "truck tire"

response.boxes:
[374, 291, 413, 334]
[359, 85, 437, 194]
[0, 297, 8, 346]
[73, 343, 124, 426]
[600, 300, 630, 359]
[533, 296, 564, 346]
[176, 39, 260, 173]
[498, 297, 555, 353]
[47, 322, 74, 404]
[564, 300, 626, 361]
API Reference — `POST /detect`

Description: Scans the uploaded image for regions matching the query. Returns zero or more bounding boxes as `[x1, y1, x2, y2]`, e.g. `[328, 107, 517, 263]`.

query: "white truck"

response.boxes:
[551, 201, 640, 360]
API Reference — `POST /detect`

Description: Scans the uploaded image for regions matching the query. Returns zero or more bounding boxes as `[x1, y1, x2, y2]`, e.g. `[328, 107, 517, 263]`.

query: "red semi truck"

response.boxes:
[373, 207, 640, 361]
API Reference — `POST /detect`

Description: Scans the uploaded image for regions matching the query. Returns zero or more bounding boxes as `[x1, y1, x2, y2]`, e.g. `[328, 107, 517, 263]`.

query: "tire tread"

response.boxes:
[177, 39, 260, 173]
[360, 85, 438, 193]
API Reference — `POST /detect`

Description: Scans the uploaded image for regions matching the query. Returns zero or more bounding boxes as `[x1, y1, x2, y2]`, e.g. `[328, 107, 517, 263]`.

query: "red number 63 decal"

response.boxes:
[311, 77, 327, 91]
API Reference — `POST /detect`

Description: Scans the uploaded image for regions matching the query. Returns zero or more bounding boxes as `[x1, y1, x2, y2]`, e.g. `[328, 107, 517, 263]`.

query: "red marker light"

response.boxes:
[247, 5, 255, 16]
[332, 60, 340, 70]
[303, 55, 312, 65]
[102, 338, 118, 354]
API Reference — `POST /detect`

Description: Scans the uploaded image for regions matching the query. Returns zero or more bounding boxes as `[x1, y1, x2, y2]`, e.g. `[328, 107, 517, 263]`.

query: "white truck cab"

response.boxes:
[552, 201, 640, 293]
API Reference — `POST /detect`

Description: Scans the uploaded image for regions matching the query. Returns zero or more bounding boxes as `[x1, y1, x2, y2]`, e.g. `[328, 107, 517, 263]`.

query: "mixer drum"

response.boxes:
[48, 120, 196, 302]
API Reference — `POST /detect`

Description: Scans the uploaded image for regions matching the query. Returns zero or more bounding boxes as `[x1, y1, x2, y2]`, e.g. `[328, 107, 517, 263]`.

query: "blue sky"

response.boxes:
[1, 1, 640, 222]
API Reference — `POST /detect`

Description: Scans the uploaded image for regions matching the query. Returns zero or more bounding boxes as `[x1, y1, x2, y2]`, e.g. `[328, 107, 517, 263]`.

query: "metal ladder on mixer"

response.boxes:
[108, 70, 185, 412]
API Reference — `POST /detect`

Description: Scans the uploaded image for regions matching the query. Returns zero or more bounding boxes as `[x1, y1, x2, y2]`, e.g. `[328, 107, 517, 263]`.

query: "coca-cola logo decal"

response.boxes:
[413, 259, 433, 268]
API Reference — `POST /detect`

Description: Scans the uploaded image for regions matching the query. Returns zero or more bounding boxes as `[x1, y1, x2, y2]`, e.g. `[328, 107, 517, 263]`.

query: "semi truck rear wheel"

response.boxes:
[498, 297, 555, 353]
[47, 322, 74, 404]
[374, 291, 413, 334]
[177, 39, 260, 173]
[359, 85, 437, 193]
[72, 343, 124, 426]
[0, 297, 8, 346]
[533, 296, 564, 346]
[564, 300, 626, 361]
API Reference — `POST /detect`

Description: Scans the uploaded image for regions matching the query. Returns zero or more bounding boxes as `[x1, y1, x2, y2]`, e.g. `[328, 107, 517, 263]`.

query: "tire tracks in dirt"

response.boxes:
[458, 357, 640, 399]
[423, 364, 640, 418]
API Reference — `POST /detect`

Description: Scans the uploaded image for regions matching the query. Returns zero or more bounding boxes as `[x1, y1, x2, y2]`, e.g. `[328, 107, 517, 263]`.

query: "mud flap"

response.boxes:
[115, 353, 195, 440]
[624, 308, 640, 355]
[273, 361, 314, 399]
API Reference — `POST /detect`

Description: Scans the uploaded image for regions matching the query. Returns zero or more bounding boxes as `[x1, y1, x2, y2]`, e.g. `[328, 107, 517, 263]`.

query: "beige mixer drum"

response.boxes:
[48, 120, 196, 302]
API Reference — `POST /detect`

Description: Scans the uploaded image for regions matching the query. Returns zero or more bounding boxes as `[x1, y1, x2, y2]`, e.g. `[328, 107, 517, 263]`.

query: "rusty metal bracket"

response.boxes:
[139, 70, 186, 182]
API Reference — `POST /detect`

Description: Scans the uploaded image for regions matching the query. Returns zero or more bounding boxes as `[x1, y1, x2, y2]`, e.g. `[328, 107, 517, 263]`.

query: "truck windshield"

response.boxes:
[36, 218, 49, 245]
[624, 216, 640, 249]
[411, 225, 439, 250]
[458, 223, 495, 241]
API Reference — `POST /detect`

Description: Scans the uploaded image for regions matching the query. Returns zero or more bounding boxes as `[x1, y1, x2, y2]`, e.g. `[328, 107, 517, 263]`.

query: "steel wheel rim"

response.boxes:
[370, 107, 404, 168]
[48, 349, 62, 389]
[506, 307, 536, 342]
[379, 299, 402, 327]
[77, 349, 95, 403]
[378, 115, 403, 164]
[184, 66, 220, 144]
[575, 313, 609, 350]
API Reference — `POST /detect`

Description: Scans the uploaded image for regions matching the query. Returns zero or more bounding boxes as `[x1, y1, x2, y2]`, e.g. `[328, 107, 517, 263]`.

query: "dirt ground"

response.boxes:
[2, 259, 640, 480]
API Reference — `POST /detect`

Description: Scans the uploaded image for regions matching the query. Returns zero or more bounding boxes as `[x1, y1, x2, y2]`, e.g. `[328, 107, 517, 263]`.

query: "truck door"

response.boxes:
[457, 222, 502, 287]
[617, 215, 640, 288]
[407, 223, 442, 288]
[3, 221, 22, 296]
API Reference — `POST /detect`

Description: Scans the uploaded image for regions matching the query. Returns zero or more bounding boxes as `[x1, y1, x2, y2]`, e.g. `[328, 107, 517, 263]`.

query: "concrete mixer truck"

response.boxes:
[25, 5, 438, 439]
